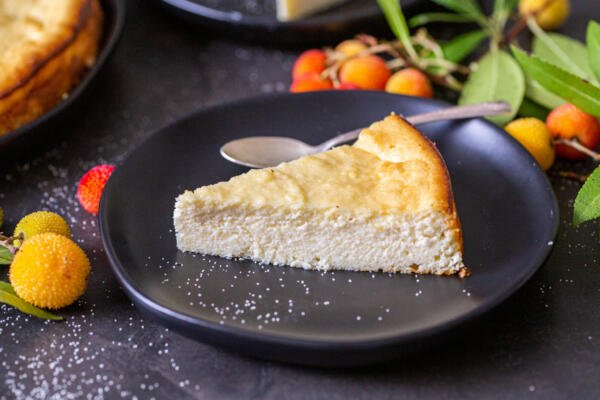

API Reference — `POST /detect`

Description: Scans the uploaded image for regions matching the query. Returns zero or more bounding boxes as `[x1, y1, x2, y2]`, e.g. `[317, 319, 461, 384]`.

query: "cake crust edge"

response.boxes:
[0, 0, 104, 135]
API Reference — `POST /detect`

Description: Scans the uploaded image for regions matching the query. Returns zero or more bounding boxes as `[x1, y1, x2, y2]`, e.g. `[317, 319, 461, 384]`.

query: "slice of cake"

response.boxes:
[0, 0, 103, 135]
[174, 114, 465, 275]
[276, 0, 350, 21]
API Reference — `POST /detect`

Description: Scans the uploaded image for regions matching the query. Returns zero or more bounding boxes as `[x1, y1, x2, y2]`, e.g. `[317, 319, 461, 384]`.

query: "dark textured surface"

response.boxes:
[0, 0, 599, 398]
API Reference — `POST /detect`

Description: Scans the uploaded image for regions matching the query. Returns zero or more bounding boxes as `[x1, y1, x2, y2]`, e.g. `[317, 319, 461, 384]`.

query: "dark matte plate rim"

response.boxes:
[99, 91, 559, 350]
[159, 0, 380, 28]
[0, 0, 126, 148]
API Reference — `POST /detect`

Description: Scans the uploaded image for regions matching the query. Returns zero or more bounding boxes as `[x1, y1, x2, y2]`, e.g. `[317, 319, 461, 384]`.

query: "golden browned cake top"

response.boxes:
[0, 0, 94, 98]
[188, 114, 456, 215]
[353, 113, 455, 214]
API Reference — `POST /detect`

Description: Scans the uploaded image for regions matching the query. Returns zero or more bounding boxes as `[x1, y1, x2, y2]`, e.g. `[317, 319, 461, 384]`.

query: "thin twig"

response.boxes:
[501, 16, 529, 45]
[557, 171, 589, 183]
[385, 58, 406, 70]
[322, 32, 468, 91]
[501, 0, 555, 45]
[555, 138, 600, 161]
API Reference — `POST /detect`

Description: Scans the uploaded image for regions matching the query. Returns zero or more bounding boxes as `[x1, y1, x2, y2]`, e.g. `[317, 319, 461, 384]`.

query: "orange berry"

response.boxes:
[339, 55, 391, 90]
[546, 103, 600, 159]
[335, 39, 368, 58]
[10, 233, 90, 309]
[385, 68, 434, 98]
[290, 74, 333, 93]
[292, 49, 327, 81]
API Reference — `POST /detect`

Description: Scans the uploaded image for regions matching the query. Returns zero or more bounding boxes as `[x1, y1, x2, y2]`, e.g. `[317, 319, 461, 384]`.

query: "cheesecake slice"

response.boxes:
[174, 114, 465, 275]
[276, 0, 350, 21]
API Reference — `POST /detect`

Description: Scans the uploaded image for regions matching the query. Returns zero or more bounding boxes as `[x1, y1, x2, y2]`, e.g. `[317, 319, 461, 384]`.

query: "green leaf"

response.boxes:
[0, 280, 16, 294]
[574, 165, 600, 226]
[459, 49, 525, 125]
[512, 46, 600, 117]
[531, 27, 595, 82]
[0, 283, 63, 320]
[525, 79, 565, 110]
[429, 0, 488, 26]
[377, 0, 417, 59]
[409, 12, 473, 28]
[0, 245, 12, 265]
[442, 30, 488, 63]
[518, 98, 550, 120]
[587, 21, 600, 83]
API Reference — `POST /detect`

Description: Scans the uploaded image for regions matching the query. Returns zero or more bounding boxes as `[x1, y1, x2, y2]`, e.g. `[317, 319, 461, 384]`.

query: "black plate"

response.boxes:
[100, 91, 558, 366]
[0, 0, 125, 158]
[157, 0, 421, 44]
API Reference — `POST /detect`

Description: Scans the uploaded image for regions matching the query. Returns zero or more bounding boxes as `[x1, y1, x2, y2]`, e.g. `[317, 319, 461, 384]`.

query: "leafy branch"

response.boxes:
[506, 18, 600, 228]
[375, 0, 600, 229]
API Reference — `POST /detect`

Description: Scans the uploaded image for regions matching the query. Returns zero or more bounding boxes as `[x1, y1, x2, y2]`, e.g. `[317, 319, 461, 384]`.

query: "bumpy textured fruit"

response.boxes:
[519, 0, 570, 30]
[77, 164, 115, 215]
[335, 39, 368, 58]
[292, 49, 327, 81]
[290, 74, 333, 92]
[385, 68, 434, 98]
[339, 55, 391, 90]
[505, 118, 556, 170]
[546, 103, 600, 159]
[10, 233, 90, 309]
[14, 211, 71, 242]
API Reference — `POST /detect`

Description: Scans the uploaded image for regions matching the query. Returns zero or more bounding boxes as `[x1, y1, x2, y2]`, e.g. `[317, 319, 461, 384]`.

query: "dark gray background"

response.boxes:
[1, 0, 599, 398]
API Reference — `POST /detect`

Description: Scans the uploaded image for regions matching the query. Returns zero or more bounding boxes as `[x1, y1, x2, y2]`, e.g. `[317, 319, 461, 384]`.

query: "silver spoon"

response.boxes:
[220, 101, 511, 168]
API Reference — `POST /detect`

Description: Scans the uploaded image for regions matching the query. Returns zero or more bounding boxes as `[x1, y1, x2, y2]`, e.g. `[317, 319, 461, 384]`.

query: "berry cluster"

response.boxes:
[290, 39, 433, 98]
[1, 211, 90, 311]
[506, 104, 600, 171]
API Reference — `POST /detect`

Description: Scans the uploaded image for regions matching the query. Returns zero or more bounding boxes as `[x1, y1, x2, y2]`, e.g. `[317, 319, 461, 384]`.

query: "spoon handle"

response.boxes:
[315, 101, 511, 152]
[316, 129, 363, 152]
[406, 101, 511, 125]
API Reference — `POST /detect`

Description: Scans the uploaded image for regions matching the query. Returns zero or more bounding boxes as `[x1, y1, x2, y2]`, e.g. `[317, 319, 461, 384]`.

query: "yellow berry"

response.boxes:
[519, 0, 570, 30]
[10, 233, 90, 309]
[505, 118, 556, 170]
[14, 211, 71, 243]
[335, 39, 368, 58]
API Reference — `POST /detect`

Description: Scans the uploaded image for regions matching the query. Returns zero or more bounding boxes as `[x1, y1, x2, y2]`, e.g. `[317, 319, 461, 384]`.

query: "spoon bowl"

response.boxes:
[220, 136, 315, 168]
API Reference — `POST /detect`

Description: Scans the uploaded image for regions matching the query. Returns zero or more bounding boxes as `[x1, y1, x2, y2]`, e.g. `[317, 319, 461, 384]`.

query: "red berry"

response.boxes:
[292, 49, 327, 81]
[290, 74, 333, 93]
[77, 165, 115, 215]
[334, 82, 359, 90]
[546, 103, 600, 160]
